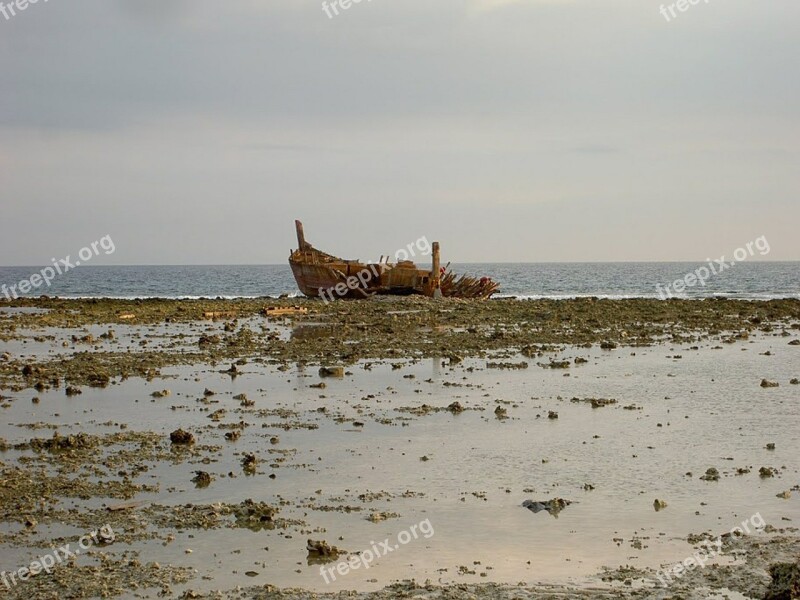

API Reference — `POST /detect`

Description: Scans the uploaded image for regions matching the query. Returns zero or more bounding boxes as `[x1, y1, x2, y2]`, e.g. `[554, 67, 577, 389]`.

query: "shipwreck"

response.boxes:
[289, 220, 498, 300]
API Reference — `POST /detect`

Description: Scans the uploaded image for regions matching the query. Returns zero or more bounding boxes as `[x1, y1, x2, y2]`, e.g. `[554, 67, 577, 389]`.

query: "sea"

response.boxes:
[0, 262, 798, 300]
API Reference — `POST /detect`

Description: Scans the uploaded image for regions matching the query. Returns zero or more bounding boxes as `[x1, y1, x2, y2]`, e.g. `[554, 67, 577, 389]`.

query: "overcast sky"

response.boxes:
[1, 0, 798, 265]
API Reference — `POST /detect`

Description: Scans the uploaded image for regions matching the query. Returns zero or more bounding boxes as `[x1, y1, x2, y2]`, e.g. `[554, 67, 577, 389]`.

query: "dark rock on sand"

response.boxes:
[522, 498, 572, 516]
[306, 539, 342, 559]
[241, 453, 257, 471]
[170, 428, 195, 445]
[760, 466, 778, 478]
[319, 366, 344, 378]
[763, 559, 800, 600]
[447, 401, 464, 414]
[192, 471, 213, 487]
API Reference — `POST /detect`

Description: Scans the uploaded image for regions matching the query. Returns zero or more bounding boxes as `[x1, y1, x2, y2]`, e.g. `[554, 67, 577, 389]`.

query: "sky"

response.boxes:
[1, 0, 798, 266]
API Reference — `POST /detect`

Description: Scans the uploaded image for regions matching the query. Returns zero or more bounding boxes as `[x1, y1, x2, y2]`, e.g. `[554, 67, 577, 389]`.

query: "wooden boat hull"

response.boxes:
[288, 220, 498, 300]
[289, 257, 434, 299]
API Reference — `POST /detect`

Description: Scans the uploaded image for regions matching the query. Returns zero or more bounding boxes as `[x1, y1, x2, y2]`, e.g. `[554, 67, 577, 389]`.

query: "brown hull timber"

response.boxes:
[288, 220, 498, 300]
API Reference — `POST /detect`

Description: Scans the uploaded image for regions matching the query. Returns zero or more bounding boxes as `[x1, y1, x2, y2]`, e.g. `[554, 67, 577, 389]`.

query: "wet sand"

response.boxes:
[0, 297, 798, 599]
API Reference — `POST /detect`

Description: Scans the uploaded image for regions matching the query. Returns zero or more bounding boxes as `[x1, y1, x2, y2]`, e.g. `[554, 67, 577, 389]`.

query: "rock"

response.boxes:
[192, 471, 212, 487]
[788, 339, 800, 346]
[87, 372, 111, 388]
[653, 499, 668, 511]
[233, 499, 277, 529]
[319, 366, 344, 378]
[571, 397, 617, 408]
[241, 453, 257, 470]
[151, 389, 170, 398]
[486, 361, 528, 370]
[494, 406, 507, 418]
[203, 388, 215, 396]
[224, 430, 241, 441]
[600, 341, 618, 350]
[776, 491, 791, 500]
[447, 401, 464, 414]
[198, 335, 221, 347]
[545, 360, 571, 369]
[522, 498, 572, 516]
[30, 432, 96, 451]
[548, 411, 559, 419]
[700, 467, 720, 481]
[269, 436, 280, 445]
[790, 378, 799, 385]
[208, 409, 226, 421]
[763, 559, 800, 600]
[170, 429, 195, 445]
[761, 379, 780, 388]
[760, 466, 777, 478]
[65, 386, 82, 396]
[766, 443, 776, 450]
[306, 539, 342, 559]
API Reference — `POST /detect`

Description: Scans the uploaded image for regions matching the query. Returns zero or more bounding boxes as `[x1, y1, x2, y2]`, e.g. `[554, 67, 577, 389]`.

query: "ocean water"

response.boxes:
[0, 262, 798, 300]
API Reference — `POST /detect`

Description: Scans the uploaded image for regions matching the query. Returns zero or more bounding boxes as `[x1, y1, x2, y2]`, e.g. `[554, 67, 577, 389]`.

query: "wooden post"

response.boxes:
[431, 242, 442, 298]
[295, 220, 308, 250]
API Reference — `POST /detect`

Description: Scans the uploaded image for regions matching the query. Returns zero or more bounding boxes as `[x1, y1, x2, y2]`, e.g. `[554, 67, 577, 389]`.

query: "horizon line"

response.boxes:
[1, 260, 799, 268]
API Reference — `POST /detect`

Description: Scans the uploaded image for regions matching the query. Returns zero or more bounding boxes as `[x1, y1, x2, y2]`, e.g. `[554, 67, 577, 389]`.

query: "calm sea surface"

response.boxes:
[0, 262, 798, 300]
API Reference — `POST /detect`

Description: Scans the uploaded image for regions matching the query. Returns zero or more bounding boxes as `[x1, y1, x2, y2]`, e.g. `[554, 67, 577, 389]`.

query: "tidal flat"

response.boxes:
[0, 297, 798, 599]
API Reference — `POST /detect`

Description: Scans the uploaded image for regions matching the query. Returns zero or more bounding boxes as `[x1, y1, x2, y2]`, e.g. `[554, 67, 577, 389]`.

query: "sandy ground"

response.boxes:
[0, 297, 798, 599]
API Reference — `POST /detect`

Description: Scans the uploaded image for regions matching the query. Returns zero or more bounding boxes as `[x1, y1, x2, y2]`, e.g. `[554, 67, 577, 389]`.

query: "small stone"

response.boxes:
[192, 471, 212, 487]
[759, 466, 777, 478]
[448, 401, 464, 414]
[319, 366, 344, 378]
[170, 429, 195, 445]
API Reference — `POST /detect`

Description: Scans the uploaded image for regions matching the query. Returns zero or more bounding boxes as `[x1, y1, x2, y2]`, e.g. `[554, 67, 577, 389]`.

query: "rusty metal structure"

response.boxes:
[288, 220, 498, 300]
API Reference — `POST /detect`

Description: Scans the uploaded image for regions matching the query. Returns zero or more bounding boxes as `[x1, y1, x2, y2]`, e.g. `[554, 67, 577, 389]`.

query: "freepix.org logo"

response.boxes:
[1, 235, 116, 301]
[1, 0, 50, 23]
